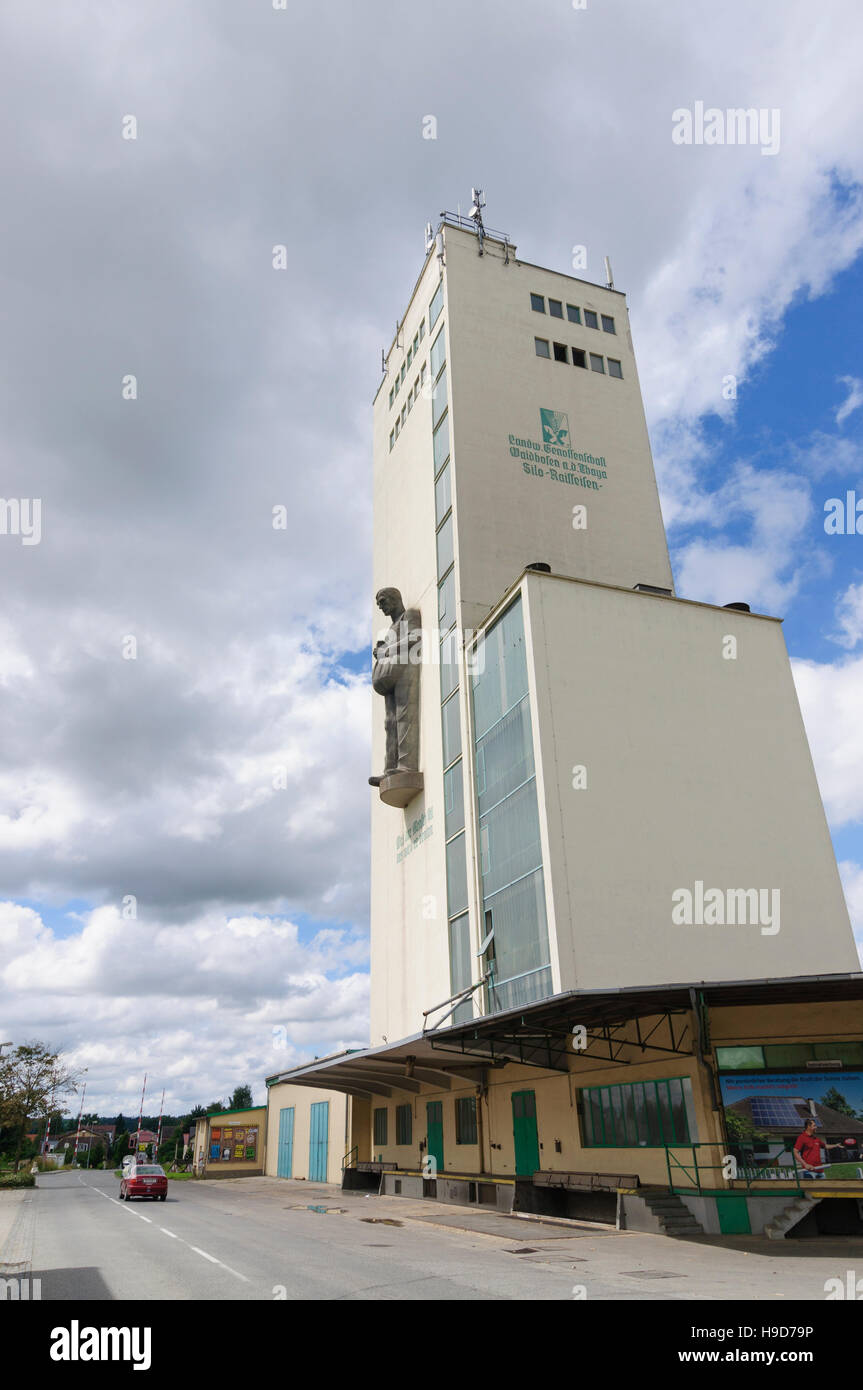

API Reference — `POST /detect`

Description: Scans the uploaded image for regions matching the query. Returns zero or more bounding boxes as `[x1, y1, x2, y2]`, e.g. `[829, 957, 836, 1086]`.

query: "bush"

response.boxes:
[0, 1172, 36, 1188]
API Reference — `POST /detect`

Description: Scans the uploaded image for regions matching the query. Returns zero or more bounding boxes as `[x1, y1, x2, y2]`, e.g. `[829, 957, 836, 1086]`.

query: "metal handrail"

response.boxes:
[342, 1145, 358, 1172]
[664, 1142, 803, 1195]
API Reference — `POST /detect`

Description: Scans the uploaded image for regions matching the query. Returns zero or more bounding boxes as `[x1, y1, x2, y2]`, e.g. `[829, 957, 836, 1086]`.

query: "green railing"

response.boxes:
[342, 1145, 358, 1172]
[664, 1142, 803, 1195]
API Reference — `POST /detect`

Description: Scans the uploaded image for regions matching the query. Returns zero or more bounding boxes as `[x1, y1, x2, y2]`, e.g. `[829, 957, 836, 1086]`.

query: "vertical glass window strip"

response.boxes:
[444, 759, 464, 839]
[432, 365, 447, 428]
[434, 463, 451, 526]
[438, 567, 456, 633]
[436, 512, 454, 577]
[440, 630, 459, 701]
[429, 281, 444, 329]
[442, 691, 462, 767]
[446, 832, 468, 916]
[433, 414, 450, 472]
[448, 912, 472, 1023]
[430, 327, 446, 379]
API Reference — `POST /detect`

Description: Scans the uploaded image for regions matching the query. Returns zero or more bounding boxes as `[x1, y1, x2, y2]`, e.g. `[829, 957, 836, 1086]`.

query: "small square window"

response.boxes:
[420, 362, 427, 385]
[395, 418, 400, 438]
[401, 404, 407, 423]
[407, 346, 412, 368]
[548, 298, 563, 318]
[388, 387, 394, 408]
[530, 293, 545, 313]
[607, 358, 623, 378]
[584, 309, 599, 329]
[419, 320, 426, 340]
[407, 392, 413, 413]
[413, 333, 419, 353]
[572, 348, 587, 369]
[553, 342, 568, 363]
[400, 362, 406, 383]
[534, 337, 550, 358]
[389, 430, 395, 451]
[590, 353, 604, 373]
[601, 314, 616, 334]
[566, 304, 580, 324]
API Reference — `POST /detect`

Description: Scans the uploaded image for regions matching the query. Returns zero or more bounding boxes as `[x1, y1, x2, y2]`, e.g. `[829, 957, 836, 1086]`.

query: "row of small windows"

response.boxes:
[388, 320, 427, 410]
[372, 1098, 478, 1147]
[530, 292, 615, 335]
[535, 337, 623, 377]
[389, 360, 428, 450]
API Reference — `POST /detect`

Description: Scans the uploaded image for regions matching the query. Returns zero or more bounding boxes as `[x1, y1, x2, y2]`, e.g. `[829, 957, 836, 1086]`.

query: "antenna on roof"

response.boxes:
[468, 186, 486, 255]
[425, 221, 434, 254]
[381, 348, 386, 373]
[604, 256, 614, 289]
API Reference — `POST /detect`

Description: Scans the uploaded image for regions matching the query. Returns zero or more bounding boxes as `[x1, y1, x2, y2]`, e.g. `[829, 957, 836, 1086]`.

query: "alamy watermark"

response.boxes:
[672, 102, 780, 157]
[672, 881, 780, 935]
[0, 498, 41, 545]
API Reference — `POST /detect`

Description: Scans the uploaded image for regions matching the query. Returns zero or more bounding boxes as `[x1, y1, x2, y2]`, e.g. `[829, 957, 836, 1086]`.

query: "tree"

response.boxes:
[90, 1142, 105, 1169]
[0, 1042, 81, 1165]
[820, 1087, 858, 1121]
[112, 1130, 132, 1166]
[229, 1084, 253, 1111]
[114, 1113, 127, 1136]
[205, 1099, 225, 1115]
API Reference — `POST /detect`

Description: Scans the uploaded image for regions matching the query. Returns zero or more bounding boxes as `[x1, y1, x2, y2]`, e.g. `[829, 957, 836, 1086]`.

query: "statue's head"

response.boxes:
[376, 587, 404, 620]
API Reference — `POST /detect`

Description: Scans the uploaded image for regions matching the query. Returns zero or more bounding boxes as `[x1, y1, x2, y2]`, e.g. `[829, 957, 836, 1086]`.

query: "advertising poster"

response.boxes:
[720, 1071, 863, 1178]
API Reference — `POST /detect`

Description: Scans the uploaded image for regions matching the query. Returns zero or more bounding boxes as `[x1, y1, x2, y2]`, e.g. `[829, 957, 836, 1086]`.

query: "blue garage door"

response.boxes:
[277, 1107, 294, 1178]
[309, 1101, 329, 1182]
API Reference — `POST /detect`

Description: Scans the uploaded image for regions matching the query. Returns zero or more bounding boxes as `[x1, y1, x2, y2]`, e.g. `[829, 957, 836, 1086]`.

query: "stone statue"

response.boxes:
[369, 587, 424, 807]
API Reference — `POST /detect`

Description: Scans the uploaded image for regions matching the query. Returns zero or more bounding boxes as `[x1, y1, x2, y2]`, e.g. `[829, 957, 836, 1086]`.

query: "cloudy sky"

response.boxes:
[1, 0, 861, 1117]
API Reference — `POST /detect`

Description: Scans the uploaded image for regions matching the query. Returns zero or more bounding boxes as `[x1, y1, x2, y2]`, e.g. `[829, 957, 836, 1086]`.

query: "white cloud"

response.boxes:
[838, 861, 863, 959]
[835, 376, 863, 428]
[0, 900, 370, 1114]
[830, 582, 863, 649]
[792, 655, 863, 827]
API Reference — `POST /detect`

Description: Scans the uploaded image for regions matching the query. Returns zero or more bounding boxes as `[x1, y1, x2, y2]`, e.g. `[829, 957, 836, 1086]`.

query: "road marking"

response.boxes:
[81, 1178, 249, 1282]
[189, 1246, 250, 1283]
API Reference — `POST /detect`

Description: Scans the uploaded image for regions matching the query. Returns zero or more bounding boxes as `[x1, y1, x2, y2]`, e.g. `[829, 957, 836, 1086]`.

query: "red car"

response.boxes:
[120, 1162, 168, 1201]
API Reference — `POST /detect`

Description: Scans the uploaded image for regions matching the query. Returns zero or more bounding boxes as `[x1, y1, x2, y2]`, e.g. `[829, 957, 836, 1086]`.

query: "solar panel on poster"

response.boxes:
[749, 1096, 816, 1127]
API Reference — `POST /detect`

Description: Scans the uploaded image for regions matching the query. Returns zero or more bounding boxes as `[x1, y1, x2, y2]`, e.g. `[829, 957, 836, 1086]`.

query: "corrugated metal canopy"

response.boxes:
[265, 973, 863, 1093]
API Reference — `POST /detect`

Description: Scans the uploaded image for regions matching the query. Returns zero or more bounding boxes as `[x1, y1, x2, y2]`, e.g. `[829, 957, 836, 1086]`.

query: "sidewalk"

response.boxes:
[0, 1189, 36, 1274]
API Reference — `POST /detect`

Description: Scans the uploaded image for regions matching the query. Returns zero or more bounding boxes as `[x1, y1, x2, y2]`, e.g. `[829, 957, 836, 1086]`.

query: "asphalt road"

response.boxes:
[13, 1169, 863, 1301]
[24, 1169, 588, 1300]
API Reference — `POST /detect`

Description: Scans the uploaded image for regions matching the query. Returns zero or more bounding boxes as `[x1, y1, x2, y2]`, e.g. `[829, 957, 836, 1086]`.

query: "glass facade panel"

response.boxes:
[434, 462, 451, 526]
[438, 567, 456, 632]
[429, 280, 444, 328]
[442, 691, 461, 767]
[475, 696, 533, 815]
[446, 831, 468, 917]
[581, 1079, 694, 1147]
[440, 630, 459, 700]
[436, 512, 454, 577]
[432, 364, 447, 429]
[449, 912, 472, 1024]
[433, 414, 450, 472]
[430, 326, 446, 378]
[478, 779, 542, 899]
[444, 759, 464, 839]
[472, 599, 529, 740]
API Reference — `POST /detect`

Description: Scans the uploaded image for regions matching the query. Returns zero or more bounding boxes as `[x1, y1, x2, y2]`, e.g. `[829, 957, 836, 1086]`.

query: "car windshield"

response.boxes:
[134, 1166, 164, 1175]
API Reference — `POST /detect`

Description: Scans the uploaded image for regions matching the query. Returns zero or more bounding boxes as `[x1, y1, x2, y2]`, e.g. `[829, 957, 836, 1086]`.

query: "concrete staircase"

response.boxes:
[641, 1191, 704, 1236]
[764, 1194, 814, 1240]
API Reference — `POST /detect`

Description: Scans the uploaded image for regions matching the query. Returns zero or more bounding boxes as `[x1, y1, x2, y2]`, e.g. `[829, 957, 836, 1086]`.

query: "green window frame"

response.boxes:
[455, 1096, 477, 1144]
[373, 1107, 388, 1146]
[580, 1077, 695, 1147]
[395, 1104, 412, 1146]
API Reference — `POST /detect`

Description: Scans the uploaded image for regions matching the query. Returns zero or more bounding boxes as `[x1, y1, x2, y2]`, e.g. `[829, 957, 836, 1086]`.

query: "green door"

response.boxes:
[426, 1101, 444, 1175]
[716, 1195, 751, 1235]
[511, 1090, 540, 1176]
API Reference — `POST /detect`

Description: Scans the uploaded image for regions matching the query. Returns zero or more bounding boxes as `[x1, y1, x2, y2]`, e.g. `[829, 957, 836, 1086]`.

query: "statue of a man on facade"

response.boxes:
[369, 587, 423, 801]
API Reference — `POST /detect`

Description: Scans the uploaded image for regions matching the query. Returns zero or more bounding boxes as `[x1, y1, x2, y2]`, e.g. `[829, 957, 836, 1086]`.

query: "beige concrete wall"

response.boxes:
[370, 239, 476, 1043]
[524, 572, 859, 992]
[265, 1084, 349, 1185]
[443, 227, 674, 635]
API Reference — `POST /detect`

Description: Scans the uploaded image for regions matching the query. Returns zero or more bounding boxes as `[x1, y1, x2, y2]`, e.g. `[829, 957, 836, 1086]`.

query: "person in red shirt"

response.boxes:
[793, 1118, 828, 1179]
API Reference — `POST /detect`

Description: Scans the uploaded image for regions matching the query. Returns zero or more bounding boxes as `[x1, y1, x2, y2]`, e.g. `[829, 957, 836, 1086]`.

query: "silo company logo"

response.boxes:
[540, 408, 570, 445]
[506, 407, 608, 491]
